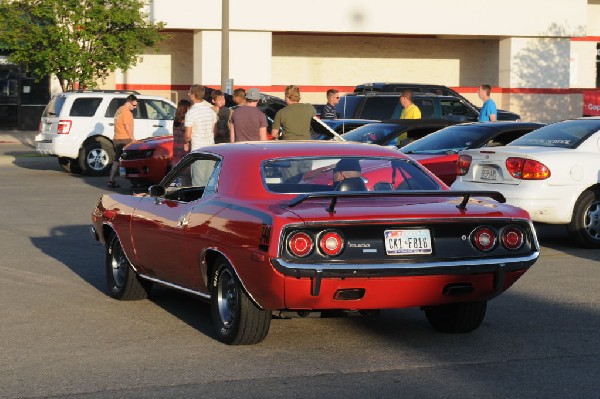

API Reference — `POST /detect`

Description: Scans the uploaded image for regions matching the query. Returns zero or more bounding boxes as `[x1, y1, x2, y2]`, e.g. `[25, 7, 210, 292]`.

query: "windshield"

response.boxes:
[508, 119, 600, 149]
[341, 123, 403, 144]
[401, 124, 491, 154]
[262, 156, 441, 193]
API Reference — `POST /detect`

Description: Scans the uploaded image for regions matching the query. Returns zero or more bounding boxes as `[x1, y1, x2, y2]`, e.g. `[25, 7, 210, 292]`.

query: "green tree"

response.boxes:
[0, 0, 165, 91]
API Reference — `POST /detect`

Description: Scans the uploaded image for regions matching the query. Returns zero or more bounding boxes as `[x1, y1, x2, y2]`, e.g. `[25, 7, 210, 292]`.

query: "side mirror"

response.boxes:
[148, 185, 166, 198]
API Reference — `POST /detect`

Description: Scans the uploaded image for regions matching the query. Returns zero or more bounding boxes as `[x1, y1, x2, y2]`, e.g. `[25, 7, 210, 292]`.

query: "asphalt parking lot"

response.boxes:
[0, 132, 598, 398]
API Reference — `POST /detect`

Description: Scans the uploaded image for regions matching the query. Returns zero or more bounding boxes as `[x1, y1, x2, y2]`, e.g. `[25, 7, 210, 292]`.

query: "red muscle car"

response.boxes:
[91, 141, 539, 345]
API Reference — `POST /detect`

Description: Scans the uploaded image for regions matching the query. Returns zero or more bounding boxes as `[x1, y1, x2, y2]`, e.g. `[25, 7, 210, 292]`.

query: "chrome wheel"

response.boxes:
[110, 244, 127, 291]
[86, 147, 110, 172]
[583, 200, 600, 240]
[216, 268, 238, 328]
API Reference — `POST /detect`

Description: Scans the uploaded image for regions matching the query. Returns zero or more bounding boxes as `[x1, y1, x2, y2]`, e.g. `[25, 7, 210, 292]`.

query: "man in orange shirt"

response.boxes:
[108, 94, 138, 188]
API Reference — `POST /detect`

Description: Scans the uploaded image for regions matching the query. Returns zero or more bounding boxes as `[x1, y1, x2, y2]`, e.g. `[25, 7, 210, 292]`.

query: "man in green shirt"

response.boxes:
[271, 85, 316, 140]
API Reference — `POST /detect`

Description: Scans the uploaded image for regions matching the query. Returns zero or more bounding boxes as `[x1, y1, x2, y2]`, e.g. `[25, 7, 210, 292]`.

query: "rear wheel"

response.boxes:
[568, 190, 600, 248]
[79, 137, 115, 176]
[58, 157, 82, 174]
[424, 300, 487, 333]
[211, 257, 271, 345]
[106, 234, 152, 300]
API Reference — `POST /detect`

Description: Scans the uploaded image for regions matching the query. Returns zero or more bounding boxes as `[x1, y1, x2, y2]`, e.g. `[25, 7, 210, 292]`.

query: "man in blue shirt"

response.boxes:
[477, 84, 497, 122]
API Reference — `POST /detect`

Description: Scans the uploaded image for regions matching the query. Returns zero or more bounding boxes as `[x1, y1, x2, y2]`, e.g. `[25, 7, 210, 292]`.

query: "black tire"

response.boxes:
[106, 234, 152, 300]
[79, 137, 115, 176]
[424, 300, 487, 333]
[211, 257, 271, 345]
[567, 190, 600, 248]
[58, 157, 82, 174]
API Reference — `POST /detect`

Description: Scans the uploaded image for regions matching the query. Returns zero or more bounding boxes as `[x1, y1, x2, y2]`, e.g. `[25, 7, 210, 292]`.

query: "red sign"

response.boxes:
[583, 90, 600, 116]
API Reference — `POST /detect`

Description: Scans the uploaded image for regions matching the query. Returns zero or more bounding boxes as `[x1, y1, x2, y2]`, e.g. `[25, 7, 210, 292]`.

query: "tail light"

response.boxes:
[57, 120, 72, 134]
[471, 226, 497, 252]
[501, 226, 524, 250]
[318, 230, 344, 256]
[288, 231, 313, 257]
[505, 157, 550, 180]
[457, 154, 472, 176]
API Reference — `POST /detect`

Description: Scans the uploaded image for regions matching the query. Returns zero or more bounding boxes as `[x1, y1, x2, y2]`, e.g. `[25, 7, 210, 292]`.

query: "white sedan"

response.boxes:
[451, 118, 600, 248]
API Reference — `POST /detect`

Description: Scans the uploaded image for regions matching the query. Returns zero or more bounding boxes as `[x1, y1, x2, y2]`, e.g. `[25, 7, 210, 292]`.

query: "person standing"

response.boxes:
[321, 89, 340, 119]
[233, 88, 247, 106]
[210, 89, 232, 143]
[171, 99, 191, 167]
[399, 90, 421, 119]
[230, 88, 268, 142]
[108, 94, 138, 188]
[477, 84, 497, 122]
[184, 85, 217, 185]
[271, 85, 316, 140]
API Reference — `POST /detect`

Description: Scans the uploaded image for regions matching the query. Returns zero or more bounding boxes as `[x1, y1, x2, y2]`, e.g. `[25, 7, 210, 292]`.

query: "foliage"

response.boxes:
[0, 0, 165, 91]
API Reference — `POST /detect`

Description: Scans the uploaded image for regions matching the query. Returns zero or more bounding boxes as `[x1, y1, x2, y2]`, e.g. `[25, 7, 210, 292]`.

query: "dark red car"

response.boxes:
[91, 141, 539, 345]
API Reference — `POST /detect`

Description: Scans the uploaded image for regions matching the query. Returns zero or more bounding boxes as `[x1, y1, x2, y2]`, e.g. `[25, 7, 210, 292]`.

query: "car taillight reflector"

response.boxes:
[501, 226, 524, 250]
[57, 120, 72, 134]
[457, 154, 472, 176]
[505, 157, 550, 180]
[288, 231, 313, 258]
[318, 231, 344, 257]
[471, 227, 497, 252]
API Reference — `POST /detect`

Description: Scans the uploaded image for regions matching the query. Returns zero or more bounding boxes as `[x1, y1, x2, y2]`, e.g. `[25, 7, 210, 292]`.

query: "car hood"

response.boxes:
[279, 193, 527, 222]
[127, 135, 173, 149]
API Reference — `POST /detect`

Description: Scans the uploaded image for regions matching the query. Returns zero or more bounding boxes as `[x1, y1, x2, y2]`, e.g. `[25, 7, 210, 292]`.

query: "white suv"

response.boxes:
[36, 90, 176, 175]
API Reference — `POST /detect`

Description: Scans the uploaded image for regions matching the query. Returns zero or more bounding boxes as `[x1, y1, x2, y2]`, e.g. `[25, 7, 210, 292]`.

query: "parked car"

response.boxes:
[340, 119, 459, 148]
[35, 90, 176, 175]
[451, 118, 600, 248]
[91, 140, 539, 345]
[401, 122, 545, 185]
[336, 92, 480, 123]
[120, 116, 343, 186]
[353, 82, 521, 121]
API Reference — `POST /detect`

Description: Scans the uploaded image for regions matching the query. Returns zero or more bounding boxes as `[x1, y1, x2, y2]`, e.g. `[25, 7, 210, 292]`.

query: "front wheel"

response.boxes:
[424, 300, 487, 333]
[79, 137, 115, 176]
[106, 234, 152, 300]
[568, 190, 600, 248]
[211, 257, 271, 345]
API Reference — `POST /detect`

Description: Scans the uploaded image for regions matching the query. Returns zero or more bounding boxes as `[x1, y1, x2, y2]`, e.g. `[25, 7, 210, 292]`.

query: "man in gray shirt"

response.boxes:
[230, 88, 268, 142]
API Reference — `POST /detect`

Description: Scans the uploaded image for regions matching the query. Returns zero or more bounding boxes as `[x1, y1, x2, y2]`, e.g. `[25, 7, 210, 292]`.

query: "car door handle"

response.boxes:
[153, 124, 164, 128]
[109, 123, 114, 126]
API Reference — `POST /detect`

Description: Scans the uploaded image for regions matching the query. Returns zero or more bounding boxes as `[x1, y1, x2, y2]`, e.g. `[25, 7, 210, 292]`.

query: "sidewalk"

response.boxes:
[0, 130, 41, 163]
[0, 129, 38, 145]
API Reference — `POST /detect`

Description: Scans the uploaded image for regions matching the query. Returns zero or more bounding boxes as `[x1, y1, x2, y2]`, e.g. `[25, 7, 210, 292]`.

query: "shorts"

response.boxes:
[113, 139, 132, 160]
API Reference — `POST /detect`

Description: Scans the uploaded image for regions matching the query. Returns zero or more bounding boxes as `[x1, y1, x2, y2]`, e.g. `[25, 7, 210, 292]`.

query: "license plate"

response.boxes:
[119, 166, 126, 177]
[384, 229, 432, 255]
[481, 166, 497, 180]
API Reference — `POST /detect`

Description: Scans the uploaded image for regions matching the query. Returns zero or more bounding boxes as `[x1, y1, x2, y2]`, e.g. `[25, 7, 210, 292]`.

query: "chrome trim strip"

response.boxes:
[138, 274, 211, 299]
[271, 251, 539, 277]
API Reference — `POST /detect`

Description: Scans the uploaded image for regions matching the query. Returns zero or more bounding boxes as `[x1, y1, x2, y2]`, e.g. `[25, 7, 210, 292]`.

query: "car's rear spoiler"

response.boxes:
[288, 190, 506, 214]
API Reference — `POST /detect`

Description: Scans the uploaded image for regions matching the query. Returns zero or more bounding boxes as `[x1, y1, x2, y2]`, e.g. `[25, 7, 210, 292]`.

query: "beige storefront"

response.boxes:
[96, 0, 600, 123]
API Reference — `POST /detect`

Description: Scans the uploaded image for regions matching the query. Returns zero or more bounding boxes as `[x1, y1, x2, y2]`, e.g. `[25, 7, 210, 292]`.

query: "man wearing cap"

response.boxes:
[230, 87, 269, 142]
[332, 158, 366, 191]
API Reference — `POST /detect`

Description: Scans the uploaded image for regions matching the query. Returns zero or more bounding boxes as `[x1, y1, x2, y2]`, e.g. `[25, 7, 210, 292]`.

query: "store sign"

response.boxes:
[583, 91, 600, 116]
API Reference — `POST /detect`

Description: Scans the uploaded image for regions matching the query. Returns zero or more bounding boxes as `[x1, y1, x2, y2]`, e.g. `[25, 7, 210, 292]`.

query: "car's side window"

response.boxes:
[142, 99, 175, 120]
[163, 157, 219, 202]
[360, 97, 399, 120]
[69, 98, 102, 117]
[414, 100, 434, 118]
[105, 98, 142, 119]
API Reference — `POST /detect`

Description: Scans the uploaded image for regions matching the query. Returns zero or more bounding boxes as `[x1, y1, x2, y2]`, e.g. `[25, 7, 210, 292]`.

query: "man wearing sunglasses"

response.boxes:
[321, 89, 340, 119]
[108, 94, 138, 188]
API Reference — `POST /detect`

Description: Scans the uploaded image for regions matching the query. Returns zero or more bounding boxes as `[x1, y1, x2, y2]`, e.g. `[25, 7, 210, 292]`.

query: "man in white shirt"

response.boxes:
[184, 85, 217, 186]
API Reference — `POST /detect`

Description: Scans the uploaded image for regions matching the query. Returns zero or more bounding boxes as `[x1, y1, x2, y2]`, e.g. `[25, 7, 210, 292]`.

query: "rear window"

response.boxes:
[42, 95, 67, 117]
[509, 119, 600, 149]
[69, 98, 102, 117]
[402, 125, 492, 154]
[262, 157, 441, 193]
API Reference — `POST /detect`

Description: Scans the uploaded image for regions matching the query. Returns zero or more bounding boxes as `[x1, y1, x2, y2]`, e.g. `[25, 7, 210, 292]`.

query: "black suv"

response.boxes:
[353, 82, 520, 121]
[336, 92, 480, 122]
